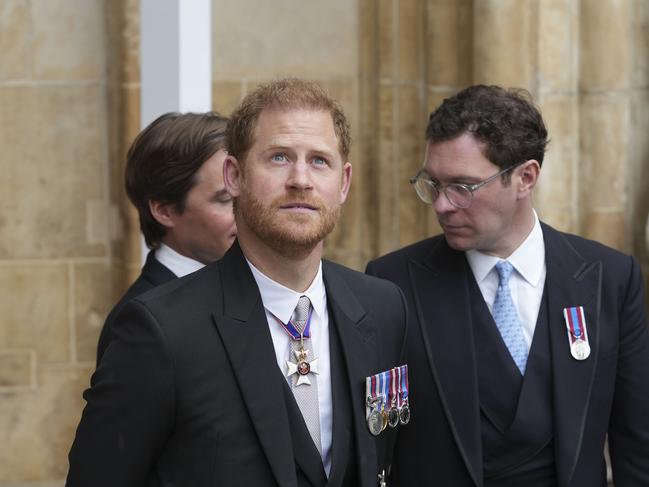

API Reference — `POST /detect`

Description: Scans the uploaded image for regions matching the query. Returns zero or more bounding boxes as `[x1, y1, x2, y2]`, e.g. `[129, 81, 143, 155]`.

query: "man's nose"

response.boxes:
[432, 189, 456, 214]
[287, 160, 313, 190]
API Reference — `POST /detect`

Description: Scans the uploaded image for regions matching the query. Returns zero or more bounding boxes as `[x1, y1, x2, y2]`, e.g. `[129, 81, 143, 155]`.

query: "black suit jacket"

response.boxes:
[367, 223, 649, 487]
[96, 251, 176, 365]
[67, 242, 407, 487]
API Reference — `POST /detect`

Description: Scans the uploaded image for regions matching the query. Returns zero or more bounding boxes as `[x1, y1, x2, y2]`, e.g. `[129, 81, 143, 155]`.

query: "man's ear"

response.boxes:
[516, 160, 540, 199]
[149, 200, 176, 229]
[339, 161, 352, 204]
[223, 154, 242, 197]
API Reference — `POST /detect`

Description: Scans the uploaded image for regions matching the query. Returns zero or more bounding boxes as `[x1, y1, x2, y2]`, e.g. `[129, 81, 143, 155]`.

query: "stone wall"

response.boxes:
[0, 0, 647, 484]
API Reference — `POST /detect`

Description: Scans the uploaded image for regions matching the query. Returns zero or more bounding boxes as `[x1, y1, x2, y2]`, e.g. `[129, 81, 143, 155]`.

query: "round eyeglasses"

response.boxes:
[409, 162, 523, 209]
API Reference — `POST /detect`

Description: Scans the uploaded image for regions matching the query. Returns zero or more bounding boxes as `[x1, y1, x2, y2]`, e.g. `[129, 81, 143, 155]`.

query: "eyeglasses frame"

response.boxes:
[409, 161, 526, 209]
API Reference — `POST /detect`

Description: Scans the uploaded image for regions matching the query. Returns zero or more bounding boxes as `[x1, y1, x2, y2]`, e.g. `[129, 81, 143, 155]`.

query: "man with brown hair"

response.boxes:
[95, 111, 237, 363]
[367, 85, 649, 486]
[67, 79, 406, 487]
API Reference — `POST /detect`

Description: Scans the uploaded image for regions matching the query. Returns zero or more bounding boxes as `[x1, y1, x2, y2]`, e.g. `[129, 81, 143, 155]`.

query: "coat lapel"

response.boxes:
[211, 243, 298, 487]
[543, 225, 601, 487]
[409, 239, 483, 487]
[323, 263, 378, 487]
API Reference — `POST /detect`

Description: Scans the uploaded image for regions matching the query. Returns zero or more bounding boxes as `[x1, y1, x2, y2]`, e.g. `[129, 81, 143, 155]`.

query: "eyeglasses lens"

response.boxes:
[445, 184, 472, 208]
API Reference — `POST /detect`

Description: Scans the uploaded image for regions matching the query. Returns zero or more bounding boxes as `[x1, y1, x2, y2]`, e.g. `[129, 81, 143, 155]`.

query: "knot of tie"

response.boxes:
[292, 295, 311, 332]
[495, 260, 514, 286]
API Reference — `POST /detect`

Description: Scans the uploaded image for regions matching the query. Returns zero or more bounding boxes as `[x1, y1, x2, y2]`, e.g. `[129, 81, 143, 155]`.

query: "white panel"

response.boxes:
[179, 0, 212, 111]
[139, 0, 212, 264]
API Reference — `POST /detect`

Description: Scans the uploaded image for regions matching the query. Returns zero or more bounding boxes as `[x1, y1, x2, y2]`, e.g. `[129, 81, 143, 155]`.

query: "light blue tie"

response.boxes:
[492, 261, 528, 374]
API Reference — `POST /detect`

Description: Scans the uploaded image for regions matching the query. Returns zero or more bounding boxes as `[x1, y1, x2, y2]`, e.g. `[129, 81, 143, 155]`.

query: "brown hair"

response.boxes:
[426, 85, 548, 179]
[226, 78, 351, 162]
[125, 111, 228, 249]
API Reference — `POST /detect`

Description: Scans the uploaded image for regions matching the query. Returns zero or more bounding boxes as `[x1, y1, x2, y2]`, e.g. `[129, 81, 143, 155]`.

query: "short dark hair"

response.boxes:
[426, 85, 548, 177]
[125, 111, 228, 249]
[227, 78, 351, 163]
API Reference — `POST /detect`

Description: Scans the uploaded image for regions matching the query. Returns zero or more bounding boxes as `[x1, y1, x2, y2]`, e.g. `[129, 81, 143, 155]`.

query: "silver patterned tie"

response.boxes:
[492, 261, 528, 374]
[288, 295, 322, 455]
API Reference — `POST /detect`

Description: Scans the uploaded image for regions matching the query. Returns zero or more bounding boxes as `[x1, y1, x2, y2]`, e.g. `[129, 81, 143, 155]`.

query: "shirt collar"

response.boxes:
[154, 243, 205, 277]
[466, 210, 545, 287]
[246, 258, 326, 325]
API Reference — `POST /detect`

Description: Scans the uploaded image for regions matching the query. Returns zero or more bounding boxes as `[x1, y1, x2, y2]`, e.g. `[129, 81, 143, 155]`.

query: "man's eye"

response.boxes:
[313, 157, 327, 166]
[272, 153, 287, 162]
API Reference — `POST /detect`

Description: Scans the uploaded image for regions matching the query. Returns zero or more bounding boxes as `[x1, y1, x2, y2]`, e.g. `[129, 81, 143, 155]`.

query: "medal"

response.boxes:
[387, 367, 399, 428]
[571, 338, 591, 360]
[274, 308, 319, 386]
[398, 365, 410, 425]
[378, 469, 387, 487]
[366, 375, 383, 436]
[378, 371, 388, 432]
[563, 306, 591, 361]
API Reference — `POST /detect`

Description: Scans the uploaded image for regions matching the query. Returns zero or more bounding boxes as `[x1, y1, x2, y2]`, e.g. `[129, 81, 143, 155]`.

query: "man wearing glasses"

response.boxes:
[367, 85, 649, 486]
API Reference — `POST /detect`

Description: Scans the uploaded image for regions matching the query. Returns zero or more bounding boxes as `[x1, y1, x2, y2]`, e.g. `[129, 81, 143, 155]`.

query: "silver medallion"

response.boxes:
[367, 409, 383, 436]
[388, 407, 400, 428]
[399, 403, 411, 425]
[571, 338, 591, 360]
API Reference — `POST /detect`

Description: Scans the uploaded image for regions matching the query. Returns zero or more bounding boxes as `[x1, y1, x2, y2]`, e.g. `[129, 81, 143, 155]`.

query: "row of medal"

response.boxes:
[365, 365, 410, 436]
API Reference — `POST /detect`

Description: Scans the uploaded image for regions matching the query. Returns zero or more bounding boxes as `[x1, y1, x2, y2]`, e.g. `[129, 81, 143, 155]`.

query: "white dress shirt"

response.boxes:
[466, 211, 546, 350]
[246, 259, 333, 475]
[155, 243, 205, 277]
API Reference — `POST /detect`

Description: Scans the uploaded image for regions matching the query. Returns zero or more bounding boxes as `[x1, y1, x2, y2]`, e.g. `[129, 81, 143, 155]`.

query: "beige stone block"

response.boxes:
[473, 0, 533, 88]
[322, 78, 362, 255]
[124, 206, 143, 267]
[212, 0, 358, 81]
[631, 0, 649, 88]
[212, 81, 243, 117]
[538, 0, 578, 93]
[581, 210, 627, 251]
[0, 364, 92, 482]
[398, 0, 424, 81]
[378, 0, 396, 79]
[0, 263, 69, 364]
[538, 205, 576, 233]
[377, 83, 400, 254]
[74, 262, 113, 363]
[579, 0, 631, 92]
[629, 89, 649, 260]
[0, 350, 35, 389]
[359, 0, 379, 80]
[121, 0, 141, 84]
[578, 93, 629, 209]
[535, 95, 578, 224]
[0, 85, 107, 258]
[356, 79, 380, 257]
[106, 84, 125, 203]
[323, 78, 359, 138]
[0, 0, 29, 80]
[398, 85, 429, 246]
[426, 0, 473, 87]
[122, 85, 141, 155]
[31, 0, 105, 80]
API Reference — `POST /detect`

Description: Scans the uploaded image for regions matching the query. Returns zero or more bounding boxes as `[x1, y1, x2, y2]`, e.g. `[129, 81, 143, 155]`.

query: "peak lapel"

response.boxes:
[211, 243, 298, 487]
[410, 240, 482, 487]
[543, 226, 601, 487]
[322, 263, 377, 487]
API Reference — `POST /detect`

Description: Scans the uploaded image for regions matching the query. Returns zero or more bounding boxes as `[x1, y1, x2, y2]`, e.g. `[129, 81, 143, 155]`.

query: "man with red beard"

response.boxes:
[66, 79, 407, 487]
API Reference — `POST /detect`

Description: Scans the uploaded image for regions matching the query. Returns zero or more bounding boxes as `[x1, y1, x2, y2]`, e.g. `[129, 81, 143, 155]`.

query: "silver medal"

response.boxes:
[571, 338, 591, 360]
[367, 409, 383, 436]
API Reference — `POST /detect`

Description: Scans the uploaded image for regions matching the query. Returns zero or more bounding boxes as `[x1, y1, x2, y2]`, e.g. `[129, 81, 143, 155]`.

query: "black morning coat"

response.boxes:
[67, 241, 407, 487]
[366, 222, 649, 487]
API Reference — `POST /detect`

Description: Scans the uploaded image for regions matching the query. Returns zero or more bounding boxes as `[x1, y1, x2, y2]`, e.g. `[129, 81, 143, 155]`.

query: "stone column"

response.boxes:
[579, 0, 632, 251]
